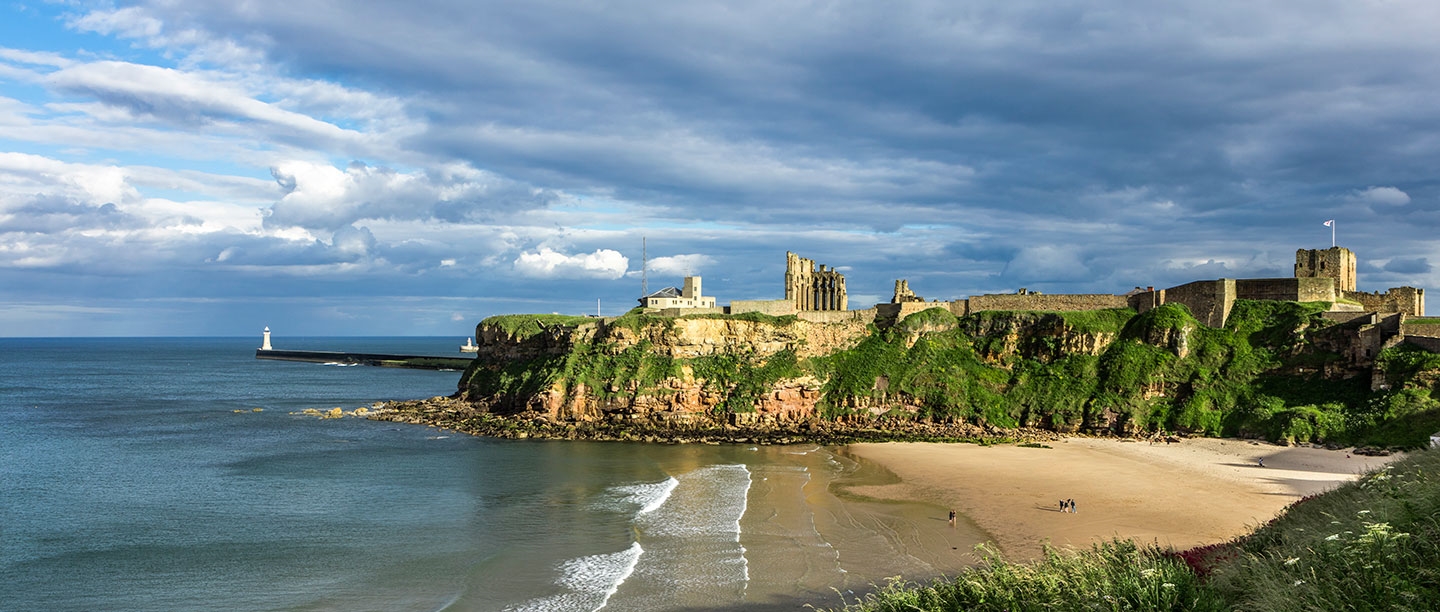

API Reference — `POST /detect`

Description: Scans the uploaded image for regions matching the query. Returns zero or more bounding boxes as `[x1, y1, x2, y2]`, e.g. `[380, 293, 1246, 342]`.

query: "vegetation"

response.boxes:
[469, 301, 1440, 447]
[828, 448, 1440, 612]
[481, 314, 595, 339]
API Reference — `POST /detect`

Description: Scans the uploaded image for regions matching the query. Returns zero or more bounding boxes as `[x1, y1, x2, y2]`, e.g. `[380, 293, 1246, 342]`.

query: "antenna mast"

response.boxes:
[641, 236, 648, 298]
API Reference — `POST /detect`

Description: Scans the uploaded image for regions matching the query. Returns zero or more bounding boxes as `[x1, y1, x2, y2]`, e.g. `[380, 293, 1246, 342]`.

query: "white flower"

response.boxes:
[1162, 583, 1176, 589]
[1294, 580, 1306, 586]
[1284, 557, 1299, 566]
[1141, 568, 1157, 578]
[1325, 534, 1341, 541]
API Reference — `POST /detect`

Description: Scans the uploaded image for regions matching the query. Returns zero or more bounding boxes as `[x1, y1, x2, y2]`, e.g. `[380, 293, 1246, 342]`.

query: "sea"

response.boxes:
[0, 337, 984, 612]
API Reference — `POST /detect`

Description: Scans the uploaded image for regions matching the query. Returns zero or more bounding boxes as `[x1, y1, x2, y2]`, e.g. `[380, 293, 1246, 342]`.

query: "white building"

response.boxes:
[640, 276, 717, 309]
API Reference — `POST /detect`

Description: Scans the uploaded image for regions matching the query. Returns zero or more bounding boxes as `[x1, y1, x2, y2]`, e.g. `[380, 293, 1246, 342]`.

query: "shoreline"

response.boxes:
[841, 438, 1405, 560]
[365, 396, 1411, 570]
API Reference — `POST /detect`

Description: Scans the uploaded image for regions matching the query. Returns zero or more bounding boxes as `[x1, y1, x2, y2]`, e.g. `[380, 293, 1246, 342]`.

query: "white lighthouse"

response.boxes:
[261, 327, 272, 351]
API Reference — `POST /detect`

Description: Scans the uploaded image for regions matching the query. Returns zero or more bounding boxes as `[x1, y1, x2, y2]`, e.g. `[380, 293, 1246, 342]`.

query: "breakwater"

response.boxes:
[255, 349, 473, 371]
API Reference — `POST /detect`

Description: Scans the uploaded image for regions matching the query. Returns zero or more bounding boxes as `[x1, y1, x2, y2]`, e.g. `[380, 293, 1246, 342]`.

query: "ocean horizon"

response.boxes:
[0, 337, 979, 611]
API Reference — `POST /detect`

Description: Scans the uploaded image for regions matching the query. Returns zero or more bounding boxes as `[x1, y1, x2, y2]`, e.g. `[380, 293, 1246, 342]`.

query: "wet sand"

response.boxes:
[841, 438, 1404, 560]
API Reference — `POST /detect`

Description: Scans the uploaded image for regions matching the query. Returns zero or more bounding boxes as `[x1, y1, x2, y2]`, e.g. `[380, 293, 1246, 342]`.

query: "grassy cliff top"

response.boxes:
[480, 314, 595, 338]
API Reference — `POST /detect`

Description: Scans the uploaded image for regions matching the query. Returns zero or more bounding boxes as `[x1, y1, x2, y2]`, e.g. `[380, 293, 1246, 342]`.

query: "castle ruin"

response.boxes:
[785, 251, 847, 311]
[892, 279, 924, 303]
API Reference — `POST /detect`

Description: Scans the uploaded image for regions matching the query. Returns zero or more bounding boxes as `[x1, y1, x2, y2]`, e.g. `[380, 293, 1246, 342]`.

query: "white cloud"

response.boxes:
[643, 253, 715, 276]
[1001, 245, 1090, 282]
[68, 7, 165, 41]
[1350, 186, 1411, 207]
[46, 61, 360, 145]
[513, 247, 629, 279]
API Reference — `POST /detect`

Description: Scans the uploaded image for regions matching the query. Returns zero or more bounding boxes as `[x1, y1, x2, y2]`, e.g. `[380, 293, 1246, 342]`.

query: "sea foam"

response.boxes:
[504, 542, 644, 612]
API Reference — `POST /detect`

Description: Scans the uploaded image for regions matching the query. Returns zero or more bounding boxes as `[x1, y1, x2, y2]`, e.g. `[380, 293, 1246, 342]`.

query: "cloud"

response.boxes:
[1349, 186, 1411, 207]
[513, 247, 629, 279]
[5, 1, 1440, 333]
[1383, 257, 1431, 275]
[265, 159, 554, 232]
[1000, 245, 1091, 284]
[46, 61, 359, 146]
[639, 253, 715, 277]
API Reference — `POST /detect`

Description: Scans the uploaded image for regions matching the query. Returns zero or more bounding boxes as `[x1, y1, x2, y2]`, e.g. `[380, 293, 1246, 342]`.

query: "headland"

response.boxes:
[377, 244, 1440, 451]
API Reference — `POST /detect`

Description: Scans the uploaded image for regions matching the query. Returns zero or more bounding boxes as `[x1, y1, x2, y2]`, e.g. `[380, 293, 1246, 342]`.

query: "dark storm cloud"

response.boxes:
[130, 1, 1440, 225]
[8, 0, 1440, 334]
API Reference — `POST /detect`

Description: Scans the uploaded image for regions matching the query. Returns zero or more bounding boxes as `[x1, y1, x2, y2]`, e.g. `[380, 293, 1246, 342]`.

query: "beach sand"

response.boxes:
[841, 437, 1404, 560]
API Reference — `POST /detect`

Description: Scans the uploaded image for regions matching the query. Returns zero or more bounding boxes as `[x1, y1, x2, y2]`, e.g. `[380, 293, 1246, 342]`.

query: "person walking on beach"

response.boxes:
[948, 509, 957, 526]
[1059, 499, 1066, 513]
[1257, 457, 1265, 468]
[1067, 498, 1076, 513]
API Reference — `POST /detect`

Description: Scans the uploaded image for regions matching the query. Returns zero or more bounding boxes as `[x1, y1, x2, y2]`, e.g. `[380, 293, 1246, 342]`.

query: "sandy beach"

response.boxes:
[842, 438, 1404, 560]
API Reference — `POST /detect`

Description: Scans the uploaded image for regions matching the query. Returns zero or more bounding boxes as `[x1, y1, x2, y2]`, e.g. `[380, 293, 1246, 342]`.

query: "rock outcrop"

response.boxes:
[442, 301, 1440, 448]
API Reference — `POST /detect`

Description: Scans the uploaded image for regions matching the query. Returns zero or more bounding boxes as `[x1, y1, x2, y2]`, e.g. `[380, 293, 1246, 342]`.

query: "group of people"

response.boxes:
[1059, 498, 1077, 513]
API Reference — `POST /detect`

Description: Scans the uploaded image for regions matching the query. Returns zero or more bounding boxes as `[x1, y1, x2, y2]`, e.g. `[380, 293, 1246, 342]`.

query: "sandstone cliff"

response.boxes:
[453, 302, 1440, 448]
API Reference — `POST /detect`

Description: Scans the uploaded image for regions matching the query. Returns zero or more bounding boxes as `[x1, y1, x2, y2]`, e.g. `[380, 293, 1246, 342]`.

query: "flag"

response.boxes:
[1323, 220, 1334, 227]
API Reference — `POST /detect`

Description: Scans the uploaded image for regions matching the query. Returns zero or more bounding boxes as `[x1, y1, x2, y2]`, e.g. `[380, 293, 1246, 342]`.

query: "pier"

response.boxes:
[255, 349, 474, 371]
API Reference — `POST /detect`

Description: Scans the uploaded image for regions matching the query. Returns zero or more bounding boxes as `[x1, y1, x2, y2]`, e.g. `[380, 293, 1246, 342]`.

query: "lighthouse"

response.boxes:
[261, 327, 272, 351]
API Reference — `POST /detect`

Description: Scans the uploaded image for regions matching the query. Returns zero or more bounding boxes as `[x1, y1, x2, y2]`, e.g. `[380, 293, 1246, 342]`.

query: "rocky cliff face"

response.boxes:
[463, 314, 869, 425]
[959, 311, 1121, 362]
[458, 302, 1437, 447]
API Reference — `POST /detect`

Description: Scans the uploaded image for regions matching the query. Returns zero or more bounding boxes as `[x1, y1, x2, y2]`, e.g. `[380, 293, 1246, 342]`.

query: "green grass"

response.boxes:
[480, 314, 594, 339]
[1058, 307, 1136, 335]
[829, 449, 1440, 612]
[834, 540, 1222, 612]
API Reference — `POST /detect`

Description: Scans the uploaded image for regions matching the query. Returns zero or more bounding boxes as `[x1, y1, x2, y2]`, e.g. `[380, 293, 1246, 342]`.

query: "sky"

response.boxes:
[1, 1, 1438, 337]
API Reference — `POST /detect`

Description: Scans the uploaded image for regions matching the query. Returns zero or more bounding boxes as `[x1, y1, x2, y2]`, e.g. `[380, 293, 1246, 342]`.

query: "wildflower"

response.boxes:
[1294, 580, 1305, 586]
[1325, 534, 1341, 541]
[1140, 568, 1157, 578]
[1284, 557, 1299, 566]
[1162, 583, 1176, 589]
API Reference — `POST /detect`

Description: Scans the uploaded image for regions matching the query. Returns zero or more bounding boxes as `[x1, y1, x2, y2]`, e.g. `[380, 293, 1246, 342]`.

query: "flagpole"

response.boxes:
[1332, 221, 1336, 248]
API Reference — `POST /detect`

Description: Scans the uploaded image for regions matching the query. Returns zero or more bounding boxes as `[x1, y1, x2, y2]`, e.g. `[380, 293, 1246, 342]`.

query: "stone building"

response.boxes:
[640, 275, 717, 309]
[1295, 247, 1357, 292]
[1130, 245, 1424, 327]
[785, 251, 847, 311]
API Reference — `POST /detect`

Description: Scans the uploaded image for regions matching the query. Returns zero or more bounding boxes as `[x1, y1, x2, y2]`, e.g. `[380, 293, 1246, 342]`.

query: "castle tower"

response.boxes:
[261, 327, 272, 351]
[1295, 246, 1356, 292]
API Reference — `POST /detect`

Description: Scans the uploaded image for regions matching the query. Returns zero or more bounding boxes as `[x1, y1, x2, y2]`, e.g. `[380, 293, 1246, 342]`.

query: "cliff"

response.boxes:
[448, 302, 1440, 448]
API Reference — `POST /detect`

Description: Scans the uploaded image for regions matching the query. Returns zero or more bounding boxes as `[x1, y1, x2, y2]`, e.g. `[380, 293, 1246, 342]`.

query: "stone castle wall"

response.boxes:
[966, 293, 1129, 314]
[1322, 311, 1377, 325]
[1401, 318, 1440, 339]
[728, 300, 798, 316]
[877, 302, 958, 322]
[797, 307, 878, 324]
[1405, 336, 1440, 353]
[1138, 279, 1235, 328]
[1346, 287, 1425, 317]
[1235, 278, 1338, 303]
